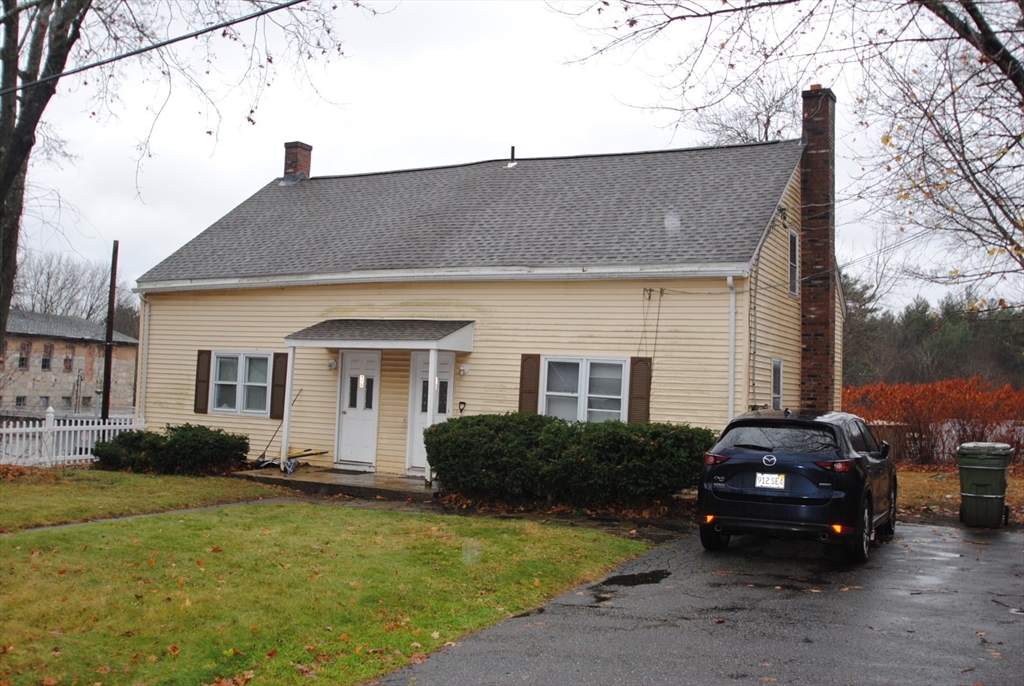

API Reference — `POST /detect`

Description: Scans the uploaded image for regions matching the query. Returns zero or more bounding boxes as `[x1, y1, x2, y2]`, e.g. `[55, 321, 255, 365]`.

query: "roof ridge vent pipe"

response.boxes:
[507, 145, 517, 169]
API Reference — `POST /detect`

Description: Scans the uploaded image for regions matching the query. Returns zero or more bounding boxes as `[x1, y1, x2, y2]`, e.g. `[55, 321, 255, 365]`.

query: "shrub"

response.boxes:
[155, 424, 249, 476]
[93, 430, 165, 473]
[424, 413, 715, 507]
[844, 379, 1024, 464]
[93, 424, 249, 476]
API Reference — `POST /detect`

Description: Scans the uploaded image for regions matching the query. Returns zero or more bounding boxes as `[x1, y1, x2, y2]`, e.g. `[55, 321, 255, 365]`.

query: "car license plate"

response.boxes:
[755, 473, 785, 489]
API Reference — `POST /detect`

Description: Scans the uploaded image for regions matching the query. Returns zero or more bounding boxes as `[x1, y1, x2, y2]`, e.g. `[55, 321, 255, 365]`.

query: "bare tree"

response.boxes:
[1, 0, 363, 340]
[569, 1, 1023, 294]
[13, 250, 138, 336]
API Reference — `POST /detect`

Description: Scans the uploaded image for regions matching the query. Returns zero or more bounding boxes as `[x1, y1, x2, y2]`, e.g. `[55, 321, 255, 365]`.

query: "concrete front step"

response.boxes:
[233, 467, 437, 501]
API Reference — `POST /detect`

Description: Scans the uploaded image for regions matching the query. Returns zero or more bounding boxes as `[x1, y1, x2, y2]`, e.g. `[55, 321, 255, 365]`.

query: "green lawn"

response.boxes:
[0, 469, 283, 532]
[0, 474, 647, 685]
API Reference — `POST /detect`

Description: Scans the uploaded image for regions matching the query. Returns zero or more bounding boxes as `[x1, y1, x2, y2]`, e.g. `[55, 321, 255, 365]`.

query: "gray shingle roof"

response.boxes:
[138, 140, 804, 286]
[287, 319, 474, 342]
[6, 310, 138, 344]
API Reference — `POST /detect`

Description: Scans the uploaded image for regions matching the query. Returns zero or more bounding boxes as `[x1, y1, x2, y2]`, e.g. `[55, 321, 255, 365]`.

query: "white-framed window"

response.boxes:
[541, 356, 628, 423]
[212, 352, 272, 415]
[789, 230, 799, 296]
[771, 358, 783, 411]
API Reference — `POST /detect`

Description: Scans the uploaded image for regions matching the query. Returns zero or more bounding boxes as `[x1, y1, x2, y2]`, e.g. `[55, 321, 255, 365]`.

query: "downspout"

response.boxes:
[727, 277, 736, 421]
[137, 294, 151, 428]
[279, 346, 297, 470]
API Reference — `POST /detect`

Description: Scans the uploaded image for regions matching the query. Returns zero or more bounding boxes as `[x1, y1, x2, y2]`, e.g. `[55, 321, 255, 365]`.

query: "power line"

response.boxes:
[0, 0, 309, 98]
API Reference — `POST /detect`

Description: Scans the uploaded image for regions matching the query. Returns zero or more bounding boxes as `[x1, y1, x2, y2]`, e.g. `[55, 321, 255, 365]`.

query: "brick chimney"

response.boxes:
[799, 85, 838, 412]
[283, 141, 312, 178]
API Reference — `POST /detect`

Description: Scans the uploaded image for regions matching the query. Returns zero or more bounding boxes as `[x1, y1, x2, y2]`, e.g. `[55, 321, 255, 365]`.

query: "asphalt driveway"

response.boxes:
[378, 523, 1024, 686]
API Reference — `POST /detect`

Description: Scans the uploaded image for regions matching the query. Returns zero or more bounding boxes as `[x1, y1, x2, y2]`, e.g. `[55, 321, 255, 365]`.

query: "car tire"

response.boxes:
[846, 499, 871, 564]
[699, 525, 731, 551]
[875, 481, 896, 543]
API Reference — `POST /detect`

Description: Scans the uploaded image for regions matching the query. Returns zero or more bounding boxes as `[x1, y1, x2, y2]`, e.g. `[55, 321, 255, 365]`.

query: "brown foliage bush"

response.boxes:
[844, 379, 1024, 464]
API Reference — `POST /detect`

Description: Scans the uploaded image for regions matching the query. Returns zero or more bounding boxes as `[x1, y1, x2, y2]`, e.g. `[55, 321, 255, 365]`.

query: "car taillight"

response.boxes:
[704, 453, 729, 466]
[815, 460, 852, 472]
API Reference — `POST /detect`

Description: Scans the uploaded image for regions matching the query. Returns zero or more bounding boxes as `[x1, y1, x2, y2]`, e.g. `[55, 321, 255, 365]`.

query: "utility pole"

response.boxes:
[102, 240, 118, 421]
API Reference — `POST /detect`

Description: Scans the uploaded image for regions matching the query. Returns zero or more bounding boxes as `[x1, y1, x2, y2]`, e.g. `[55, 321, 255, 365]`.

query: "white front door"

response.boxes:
[336, 351, 380, 471]
[408, 351, 455, 475]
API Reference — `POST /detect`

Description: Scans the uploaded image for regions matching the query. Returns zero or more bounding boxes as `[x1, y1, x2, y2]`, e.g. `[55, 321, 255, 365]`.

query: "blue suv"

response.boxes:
[697, 410, 897, 563]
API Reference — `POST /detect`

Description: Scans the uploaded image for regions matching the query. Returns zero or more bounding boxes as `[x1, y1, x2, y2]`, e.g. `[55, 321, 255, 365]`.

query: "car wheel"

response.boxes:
[846, 499, 871, 564]
[875, 481, 896, 543]
[699, 525, 731, 551]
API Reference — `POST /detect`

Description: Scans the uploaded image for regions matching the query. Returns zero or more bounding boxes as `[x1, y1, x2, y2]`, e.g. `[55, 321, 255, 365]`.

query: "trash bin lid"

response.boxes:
[957, 442, 1013, 456]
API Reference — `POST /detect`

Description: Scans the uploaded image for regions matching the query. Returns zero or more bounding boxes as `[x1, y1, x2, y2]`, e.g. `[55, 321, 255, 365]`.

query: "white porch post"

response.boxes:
[425, 347, 438, 482]
[280, 346, 297, 470]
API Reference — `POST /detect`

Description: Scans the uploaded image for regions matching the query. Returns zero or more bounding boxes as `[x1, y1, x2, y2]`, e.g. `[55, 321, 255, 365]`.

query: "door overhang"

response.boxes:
[285, 318, 474, 352]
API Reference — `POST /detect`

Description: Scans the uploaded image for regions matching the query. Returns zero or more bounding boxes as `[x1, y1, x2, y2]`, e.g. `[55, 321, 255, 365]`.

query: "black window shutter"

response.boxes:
[269, 352, 289, 420]
[518, 354, 540, 414]
[627, 357, 653, 424]
[194, 350, 212, 414]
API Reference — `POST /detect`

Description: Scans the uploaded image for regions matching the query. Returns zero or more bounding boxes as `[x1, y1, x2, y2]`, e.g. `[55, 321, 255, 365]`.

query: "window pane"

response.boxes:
[546, 395, 579, 421]
[587, 409, 621, 423]
[588, 396, 621, 412]
[364, 378, 374, 410]
[437, 381, 448, 414]
[588, 363, 622, 396]
[349, 377, 359, 409]
[216, 357, 238, 382]
[246, 357, 268, 384]
[244, 386, 267, 411]
[546, 361, 579, 394]
[421, 380, 428, 413]
[214, 383, 236, 409]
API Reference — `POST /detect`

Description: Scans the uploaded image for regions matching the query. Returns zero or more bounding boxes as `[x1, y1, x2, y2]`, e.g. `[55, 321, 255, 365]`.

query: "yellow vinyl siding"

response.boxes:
[140, 276, 752, 473]
[747, 169, 802, 412]
[377, 350, 411, 474]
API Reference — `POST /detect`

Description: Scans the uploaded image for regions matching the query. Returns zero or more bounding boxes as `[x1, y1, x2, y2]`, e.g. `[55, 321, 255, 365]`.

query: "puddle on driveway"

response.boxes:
[600, 570, 671, 587]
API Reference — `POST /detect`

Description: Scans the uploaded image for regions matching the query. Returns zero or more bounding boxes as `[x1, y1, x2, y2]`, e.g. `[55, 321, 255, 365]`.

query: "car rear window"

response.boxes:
[715, 424, 839, 454]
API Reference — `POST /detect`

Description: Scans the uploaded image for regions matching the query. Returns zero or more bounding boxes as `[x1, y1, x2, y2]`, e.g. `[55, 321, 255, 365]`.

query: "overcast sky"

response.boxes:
[21, 0, 938, 308]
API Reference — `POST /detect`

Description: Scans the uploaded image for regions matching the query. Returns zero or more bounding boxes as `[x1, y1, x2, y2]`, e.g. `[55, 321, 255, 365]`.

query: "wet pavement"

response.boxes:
[377, 523, 1024, 686]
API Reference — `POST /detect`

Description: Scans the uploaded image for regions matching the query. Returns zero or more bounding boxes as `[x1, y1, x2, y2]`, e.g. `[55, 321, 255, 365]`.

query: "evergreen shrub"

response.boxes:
[424, 413, 715, 507]
[93, 424, 249, 476]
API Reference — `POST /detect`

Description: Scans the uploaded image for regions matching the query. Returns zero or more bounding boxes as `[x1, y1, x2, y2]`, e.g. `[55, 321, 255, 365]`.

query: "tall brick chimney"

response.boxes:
[283, 141, 312, 178]
[799, 85, 837, 412]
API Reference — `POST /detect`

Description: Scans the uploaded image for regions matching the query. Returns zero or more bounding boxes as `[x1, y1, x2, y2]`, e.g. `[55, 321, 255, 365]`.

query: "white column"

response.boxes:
[728, 276, 736, 421]
[424, 347, 438, 482]
[280, 346, 297, 469]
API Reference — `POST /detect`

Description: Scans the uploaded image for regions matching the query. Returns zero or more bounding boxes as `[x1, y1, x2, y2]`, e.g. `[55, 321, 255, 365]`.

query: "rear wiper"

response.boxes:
[734, 443, 774, 452]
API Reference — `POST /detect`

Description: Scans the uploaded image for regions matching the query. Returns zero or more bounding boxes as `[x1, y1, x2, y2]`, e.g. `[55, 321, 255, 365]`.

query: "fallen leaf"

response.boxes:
[266, 648, 278, 657]
[533, 578, 542, 588]
[41, 677, 58, 686]
[196, 559, 203, 567]
[410, 642, 421, 648]
[713, 619, 725, 624]
[168, 645, 180, 656]
[444, 641, 461, 647]
[148, 654, 157, 662]
[58, 569, 67, 575]
[209, 547, 222, 553]
[339, 633, 350, 641]
[410, 653, 427, 664]
[294, 663, 314, 676]
[431, 631, 440, 639]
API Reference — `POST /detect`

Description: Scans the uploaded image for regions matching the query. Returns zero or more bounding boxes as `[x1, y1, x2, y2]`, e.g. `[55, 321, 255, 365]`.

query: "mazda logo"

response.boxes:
[763, 455, 777, 466]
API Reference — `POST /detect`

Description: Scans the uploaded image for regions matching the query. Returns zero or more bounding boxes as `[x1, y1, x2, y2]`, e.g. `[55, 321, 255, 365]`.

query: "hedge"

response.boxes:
[423, 413, 715, 507]
[844, 378, 1024, 464]
[94, 424, 249, 476]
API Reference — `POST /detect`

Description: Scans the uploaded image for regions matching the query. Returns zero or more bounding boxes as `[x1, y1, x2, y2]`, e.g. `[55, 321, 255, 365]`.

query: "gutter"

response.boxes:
[134, 263, 752, 295]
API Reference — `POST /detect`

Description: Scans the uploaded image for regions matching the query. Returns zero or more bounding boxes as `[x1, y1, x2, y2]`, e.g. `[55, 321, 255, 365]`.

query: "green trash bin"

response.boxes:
[957, 442, 1012, 528]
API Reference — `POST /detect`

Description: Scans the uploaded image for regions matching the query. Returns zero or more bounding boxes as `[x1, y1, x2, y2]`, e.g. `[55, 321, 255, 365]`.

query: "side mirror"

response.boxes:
[880, 441, 891, 459]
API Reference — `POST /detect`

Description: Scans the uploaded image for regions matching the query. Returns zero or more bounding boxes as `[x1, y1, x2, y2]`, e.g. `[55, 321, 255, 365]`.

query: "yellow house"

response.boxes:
[135, 87, 845, 478]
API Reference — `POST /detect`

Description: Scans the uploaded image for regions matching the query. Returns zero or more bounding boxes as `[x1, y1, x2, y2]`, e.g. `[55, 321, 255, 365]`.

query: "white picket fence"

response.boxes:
[0, 408, 136, 467]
